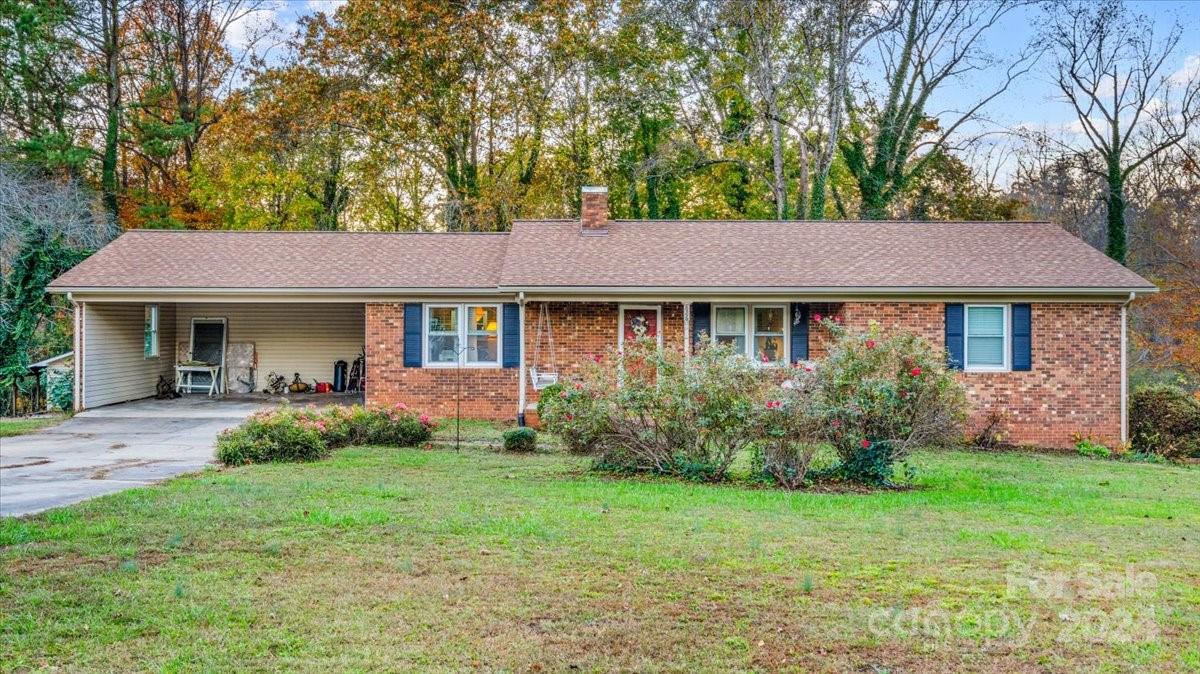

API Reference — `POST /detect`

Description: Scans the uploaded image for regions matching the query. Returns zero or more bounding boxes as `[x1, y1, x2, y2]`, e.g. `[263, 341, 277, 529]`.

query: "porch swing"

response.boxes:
[528, 303, 559, 390]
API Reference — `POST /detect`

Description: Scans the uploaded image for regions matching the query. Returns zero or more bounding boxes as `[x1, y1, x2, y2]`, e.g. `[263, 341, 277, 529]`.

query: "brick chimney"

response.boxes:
[580, 186, 608, 233]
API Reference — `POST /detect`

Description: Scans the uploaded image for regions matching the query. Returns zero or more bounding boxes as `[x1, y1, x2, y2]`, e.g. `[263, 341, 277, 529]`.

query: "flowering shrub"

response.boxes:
[752, 386, 825, 489]
[536, 381, 609, 454]
[216, 407, 329, 465]
[217, 403, 436, 465]
[543, 338, 768, 482]
[801, 317, 968, 485]
[540, 320, 966, 489]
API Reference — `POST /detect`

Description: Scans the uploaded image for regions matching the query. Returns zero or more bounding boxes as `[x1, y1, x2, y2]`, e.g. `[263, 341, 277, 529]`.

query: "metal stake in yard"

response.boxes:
[450, 344, 476, 453]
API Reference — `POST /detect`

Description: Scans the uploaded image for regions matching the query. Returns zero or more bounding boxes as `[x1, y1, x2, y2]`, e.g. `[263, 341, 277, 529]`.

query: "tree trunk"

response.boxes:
[1104, 162, 1127, 264]
[100, 0, 120, 219]
[771, 116, 787, 219]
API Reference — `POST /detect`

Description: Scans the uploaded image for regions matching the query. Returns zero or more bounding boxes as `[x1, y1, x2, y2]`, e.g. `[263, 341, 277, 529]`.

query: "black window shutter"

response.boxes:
[502, 303, 520, 368]
[790, 303, 809, 362]
[692, 303, 711, 347]
[1012, 303, 1032, 371]
[945, 304, 964, 370]
[403, 303, 423, 368]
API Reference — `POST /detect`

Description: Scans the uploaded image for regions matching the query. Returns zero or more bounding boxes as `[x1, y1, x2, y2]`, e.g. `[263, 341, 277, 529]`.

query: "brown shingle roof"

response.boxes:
[50, 220, 1155, 293]
[499, 220, 1155, 290]
[49, 230, 509, 289]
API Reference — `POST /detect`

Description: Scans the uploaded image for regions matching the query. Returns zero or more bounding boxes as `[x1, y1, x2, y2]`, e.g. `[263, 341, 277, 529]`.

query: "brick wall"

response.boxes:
[523, 302, 685, 409]
[809, 301, 1121, 449]
[368, 300, 1123, 448]
[365, 303, 519, 420]
[366, 301, 686, 421]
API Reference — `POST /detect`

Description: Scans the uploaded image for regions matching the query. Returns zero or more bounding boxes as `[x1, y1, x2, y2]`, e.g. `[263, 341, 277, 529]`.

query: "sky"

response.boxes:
[229, 0, 1200, 187]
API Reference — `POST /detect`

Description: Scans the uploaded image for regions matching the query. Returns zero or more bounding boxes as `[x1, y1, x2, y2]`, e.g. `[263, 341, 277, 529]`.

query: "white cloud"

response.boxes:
[225, 2, 287, 52]
[1169, 53, 1200, 86]
[307, 0, 348, 13]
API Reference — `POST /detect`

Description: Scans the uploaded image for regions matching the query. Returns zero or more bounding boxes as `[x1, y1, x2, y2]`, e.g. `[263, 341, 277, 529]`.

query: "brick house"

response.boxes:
[49, 186, 1155, 448]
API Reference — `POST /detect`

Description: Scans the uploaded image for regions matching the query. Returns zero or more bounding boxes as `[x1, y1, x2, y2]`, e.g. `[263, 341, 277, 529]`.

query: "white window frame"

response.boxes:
[617, 304, 664, 350]
[711, 303, 789, 366]
[423, 303, 502, 368]
[963, 303, 1011, 373]
[144, 304, 159, 358]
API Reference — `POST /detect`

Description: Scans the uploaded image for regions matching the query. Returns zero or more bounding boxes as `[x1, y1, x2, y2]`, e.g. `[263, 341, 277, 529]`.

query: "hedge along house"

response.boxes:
[49, 186, 1155, 449]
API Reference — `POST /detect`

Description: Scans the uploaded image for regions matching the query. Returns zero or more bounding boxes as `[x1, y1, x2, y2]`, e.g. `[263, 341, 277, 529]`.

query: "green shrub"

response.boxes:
[542, 319, 966, 489]
[317, 404, 435, 448]
[752, 394, 823, 489]
[46, 370, 73, 411]
[541, 339, 771, 482]
[1129, 384, 1200, 460]
[502, 427, 538, 452]
[216, 408, 329, 465]
[804, 317, 968, 486]
[536, 381, 609, 454]
[1075, 437, 1111, 459]
[217, 404, 435, 466]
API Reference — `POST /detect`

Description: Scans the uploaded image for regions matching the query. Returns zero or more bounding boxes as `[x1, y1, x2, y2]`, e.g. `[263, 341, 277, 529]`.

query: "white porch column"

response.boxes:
[517, 294, 527, 425]
[73, 299, 84, 412]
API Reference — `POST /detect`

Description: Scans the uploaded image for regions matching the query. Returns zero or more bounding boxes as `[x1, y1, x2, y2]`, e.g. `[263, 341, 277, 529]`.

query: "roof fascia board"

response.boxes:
[504, 285, 1156, 297]
[56, 288, 513, 303]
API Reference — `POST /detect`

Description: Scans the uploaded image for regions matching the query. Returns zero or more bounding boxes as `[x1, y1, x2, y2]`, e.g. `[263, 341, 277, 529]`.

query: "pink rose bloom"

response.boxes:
[865, 339, 876, 349]
[419, 413, 431, 425]
[395, 402, 408, 411]
[813, 313, 823, 322]
[560, 390, 569, 399]
[591, 354, 603, 363]
[574, 382, 583, 390]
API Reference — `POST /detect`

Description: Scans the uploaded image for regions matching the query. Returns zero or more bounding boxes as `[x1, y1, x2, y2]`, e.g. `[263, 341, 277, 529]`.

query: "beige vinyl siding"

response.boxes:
[174, 303, 364, 389]
[82, 303, 175, 409]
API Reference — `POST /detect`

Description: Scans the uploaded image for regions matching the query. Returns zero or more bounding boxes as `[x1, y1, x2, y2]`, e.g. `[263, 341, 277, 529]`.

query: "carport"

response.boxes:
[71, 299, 365, 411]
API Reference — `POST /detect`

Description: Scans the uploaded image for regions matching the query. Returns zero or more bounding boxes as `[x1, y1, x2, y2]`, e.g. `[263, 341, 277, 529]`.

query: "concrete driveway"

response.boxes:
[0, 398, 268, 517]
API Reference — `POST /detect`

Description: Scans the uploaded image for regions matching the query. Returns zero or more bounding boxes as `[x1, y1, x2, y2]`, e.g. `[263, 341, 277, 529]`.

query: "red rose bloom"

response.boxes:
[865, 339, 876, 349]
[813, 313, 823, 322]
[910, 367, 922, 377]
[861, 438, 871, 449]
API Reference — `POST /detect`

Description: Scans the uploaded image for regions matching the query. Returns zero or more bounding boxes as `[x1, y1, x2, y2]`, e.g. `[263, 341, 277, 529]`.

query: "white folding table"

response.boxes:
[175, 365, 222, 397]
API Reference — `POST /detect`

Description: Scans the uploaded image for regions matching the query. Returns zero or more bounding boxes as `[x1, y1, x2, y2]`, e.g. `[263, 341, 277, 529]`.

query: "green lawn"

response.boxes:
[1, 447, 1197, 672]
[0, 415, 64, 438]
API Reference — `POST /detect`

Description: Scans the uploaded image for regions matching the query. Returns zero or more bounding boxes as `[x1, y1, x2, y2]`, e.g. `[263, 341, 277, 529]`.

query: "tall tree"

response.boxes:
[840, 0, 1034, 219]
[0, 0, 90, 171]
[807, 0, 899, 219]
[1043, 0, 1200, 264]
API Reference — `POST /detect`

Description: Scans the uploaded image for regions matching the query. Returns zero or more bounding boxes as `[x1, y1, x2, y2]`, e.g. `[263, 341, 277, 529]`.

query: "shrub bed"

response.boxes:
[539, 318, 967, 488]
[1129, 384, 1200, 460]
[217, 404, 436, 465]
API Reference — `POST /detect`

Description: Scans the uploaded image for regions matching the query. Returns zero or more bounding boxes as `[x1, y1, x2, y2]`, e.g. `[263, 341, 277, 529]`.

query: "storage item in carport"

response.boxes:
[288, 373, 310, 393]
[333, 360, 348, 392]
[315, 382, 331, 393]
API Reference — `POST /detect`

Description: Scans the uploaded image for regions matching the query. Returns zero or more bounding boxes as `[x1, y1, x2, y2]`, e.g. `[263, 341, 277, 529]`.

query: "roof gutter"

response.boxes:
[48, 286, 508, 296]
[498, 285, 1158, 296]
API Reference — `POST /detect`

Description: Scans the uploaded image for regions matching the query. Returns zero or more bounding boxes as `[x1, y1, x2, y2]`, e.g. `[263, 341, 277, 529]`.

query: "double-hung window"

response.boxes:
[964, 304, 1009, 371]
[712, 304, 787, 365]
[424, 304, 500, 367]
[144, 305, 159, 358]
